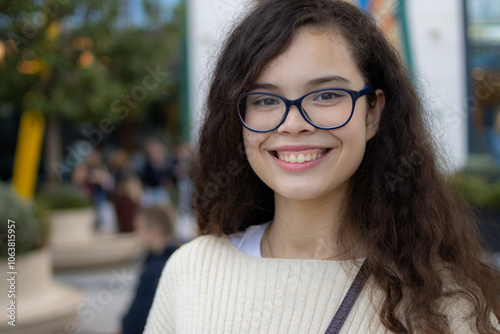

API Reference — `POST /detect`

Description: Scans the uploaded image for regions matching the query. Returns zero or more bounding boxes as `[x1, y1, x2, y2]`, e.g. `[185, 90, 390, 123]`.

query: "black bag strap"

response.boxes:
[324, 262, 368, 334]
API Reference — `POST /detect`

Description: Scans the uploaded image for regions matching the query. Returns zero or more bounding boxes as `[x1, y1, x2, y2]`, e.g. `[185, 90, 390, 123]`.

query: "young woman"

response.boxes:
[144, 0, 500, 333]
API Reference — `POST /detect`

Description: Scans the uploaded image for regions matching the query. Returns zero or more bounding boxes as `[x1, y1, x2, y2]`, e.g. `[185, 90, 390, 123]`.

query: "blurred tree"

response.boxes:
[0, 0, 184, 188]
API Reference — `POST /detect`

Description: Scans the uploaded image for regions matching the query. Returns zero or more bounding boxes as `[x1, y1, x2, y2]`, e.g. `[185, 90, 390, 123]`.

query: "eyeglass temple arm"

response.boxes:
[358, 85, 373, 98]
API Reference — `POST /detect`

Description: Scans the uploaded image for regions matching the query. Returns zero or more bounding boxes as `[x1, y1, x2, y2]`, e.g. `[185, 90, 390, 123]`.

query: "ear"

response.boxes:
[366, 88, 385, 141]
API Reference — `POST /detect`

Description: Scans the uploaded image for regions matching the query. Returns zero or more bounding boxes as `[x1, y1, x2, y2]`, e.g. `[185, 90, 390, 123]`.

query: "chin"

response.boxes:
[271, 177, 350, 203]
[272, 184, 327, 201]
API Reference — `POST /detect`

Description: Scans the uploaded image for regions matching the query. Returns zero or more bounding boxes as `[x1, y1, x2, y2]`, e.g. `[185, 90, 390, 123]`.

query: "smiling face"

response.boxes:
[242, 27, 384, 204]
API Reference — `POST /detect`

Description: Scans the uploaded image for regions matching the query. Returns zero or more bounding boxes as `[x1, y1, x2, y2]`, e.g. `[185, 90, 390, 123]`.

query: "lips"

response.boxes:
[275, 149, 328, 163]
[267, 145, 332, 171]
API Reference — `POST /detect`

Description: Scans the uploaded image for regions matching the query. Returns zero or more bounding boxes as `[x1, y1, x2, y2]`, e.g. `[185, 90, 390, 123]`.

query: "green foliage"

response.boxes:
[450, 172, 500, 210]
[36, 183, 92, 210]
[0, 0, 184, 125]
[0, 182, 50, 257]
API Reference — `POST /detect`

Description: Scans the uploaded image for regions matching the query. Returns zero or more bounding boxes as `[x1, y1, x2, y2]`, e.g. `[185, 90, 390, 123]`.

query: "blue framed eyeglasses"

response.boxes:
[237, 85, 373, 132]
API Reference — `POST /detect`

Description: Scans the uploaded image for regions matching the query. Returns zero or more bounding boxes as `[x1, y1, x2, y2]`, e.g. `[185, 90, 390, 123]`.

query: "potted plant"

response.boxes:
[37, 183, 140, 269]
[450, 170, 500, 252]
[0, 182, 82, 334]
[0, 182, 49, 256]
[36, 183, 95, 245]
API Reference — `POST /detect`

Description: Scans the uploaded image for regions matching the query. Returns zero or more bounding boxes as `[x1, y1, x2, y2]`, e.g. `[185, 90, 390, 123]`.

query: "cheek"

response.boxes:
[242, 130, 266, 163]
[331, 118, 369, 169]
[341, 109, 370, 141]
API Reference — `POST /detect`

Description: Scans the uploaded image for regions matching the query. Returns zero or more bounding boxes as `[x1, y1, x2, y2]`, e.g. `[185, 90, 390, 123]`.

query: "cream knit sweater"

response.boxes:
[144, 235, 491, 334]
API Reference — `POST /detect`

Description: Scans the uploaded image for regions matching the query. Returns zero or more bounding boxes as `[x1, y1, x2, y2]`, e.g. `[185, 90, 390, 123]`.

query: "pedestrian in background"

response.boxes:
[109, 149, 142, 232]
[140, 138, 175, 207]
[121, 204, 178, 334]
[72, 149, 114, 230]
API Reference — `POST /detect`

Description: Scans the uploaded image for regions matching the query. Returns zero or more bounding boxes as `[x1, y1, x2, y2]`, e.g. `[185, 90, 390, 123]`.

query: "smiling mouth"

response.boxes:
[273, 149, 330, 163]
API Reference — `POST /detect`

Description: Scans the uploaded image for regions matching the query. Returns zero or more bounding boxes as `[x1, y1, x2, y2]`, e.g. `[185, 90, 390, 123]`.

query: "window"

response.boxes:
[465, 0, 500, 164]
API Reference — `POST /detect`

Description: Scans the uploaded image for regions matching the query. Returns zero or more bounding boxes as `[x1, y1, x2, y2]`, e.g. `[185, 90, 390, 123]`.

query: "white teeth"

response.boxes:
[277, 151, 326, 163]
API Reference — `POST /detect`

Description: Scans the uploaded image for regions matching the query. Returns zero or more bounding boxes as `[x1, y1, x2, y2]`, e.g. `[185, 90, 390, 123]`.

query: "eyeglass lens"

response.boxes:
[238, 89, 353, 131]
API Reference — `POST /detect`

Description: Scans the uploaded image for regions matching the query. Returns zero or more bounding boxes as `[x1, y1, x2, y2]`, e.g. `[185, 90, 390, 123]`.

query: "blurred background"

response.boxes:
[0, 0, 499, 333]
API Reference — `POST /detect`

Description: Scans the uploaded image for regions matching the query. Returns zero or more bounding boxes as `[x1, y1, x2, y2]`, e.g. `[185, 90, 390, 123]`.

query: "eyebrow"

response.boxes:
[251, 75, 352, 91]
[307, 75, 351, 87]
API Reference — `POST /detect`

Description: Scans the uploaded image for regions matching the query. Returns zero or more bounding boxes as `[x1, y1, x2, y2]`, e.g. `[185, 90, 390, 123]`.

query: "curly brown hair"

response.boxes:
[191, 0, 500, 332]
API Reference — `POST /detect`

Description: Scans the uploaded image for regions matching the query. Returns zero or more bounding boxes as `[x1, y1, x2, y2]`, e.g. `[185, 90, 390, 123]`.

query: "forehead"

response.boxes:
[255, 27, 364, 91]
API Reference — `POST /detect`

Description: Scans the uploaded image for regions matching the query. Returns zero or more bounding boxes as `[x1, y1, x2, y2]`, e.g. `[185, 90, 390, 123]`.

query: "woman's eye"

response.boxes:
[316, 92, 336, 101]
[254, 97, 279, 106]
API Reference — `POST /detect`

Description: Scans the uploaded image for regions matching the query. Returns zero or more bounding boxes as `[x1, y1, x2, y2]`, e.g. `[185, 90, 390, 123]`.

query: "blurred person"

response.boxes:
[121, 204, 179, 334]
[140, 138, 175, 207]
[110, 149, 142, 232]
[72, 149, 114, 229]
[109, 149, 136, 184]
[112, 175, 143, 232]
[172, 142, 197, 241]
[173, 142, 194, 215]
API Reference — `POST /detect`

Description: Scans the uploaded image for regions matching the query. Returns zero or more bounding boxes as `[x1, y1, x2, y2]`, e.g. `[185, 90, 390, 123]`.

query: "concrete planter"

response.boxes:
[0, 248, 82, 334]
[49, 207, 140, 269]
[50, 207, 95, 245]
[52, 233, 141, 269]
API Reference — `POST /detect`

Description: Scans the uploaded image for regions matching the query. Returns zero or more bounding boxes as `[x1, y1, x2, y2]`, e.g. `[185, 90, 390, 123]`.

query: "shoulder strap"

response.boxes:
[324, 262, 369, 334]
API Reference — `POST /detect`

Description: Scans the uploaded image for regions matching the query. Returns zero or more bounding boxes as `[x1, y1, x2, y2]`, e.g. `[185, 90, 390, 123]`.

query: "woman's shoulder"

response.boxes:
[164, 234, 232, 269]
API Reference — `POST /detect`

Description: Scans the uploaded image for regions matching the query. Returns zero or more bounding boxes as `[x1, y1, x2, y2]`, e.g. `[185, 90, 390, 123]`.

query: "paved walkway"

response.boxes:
[54, 258, 142, 334]
[51, 213, 197, 334]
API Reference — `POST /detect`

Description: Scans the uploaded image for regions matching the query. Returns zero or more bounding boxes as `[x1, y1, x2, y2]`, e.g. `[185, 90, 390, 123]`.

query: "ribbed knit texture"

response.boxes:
[144, 235, 492, 334]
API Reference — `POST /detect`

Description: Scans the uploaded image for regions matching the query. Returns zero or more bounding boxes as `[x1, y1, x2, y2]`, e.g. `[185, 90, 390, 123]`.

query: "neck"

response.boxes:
[263, 192, 359, 260]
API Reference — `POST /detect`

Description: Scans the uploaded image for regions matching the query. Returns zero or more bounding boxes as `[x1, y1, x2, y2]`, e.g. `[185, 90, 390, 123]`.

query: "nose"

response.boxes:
[277, 105, 316, 134]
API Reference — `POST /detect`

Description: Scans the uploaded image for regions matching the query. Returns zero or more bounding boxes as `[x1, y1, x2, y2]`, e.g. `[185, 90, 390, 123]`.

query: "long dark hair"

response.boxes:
[191, 0, 500, 332]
